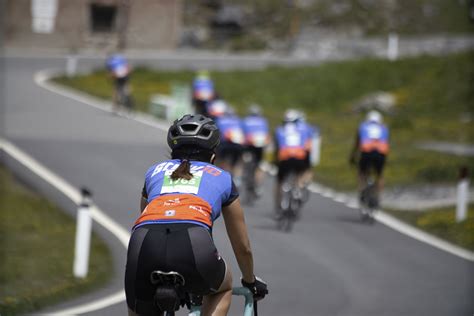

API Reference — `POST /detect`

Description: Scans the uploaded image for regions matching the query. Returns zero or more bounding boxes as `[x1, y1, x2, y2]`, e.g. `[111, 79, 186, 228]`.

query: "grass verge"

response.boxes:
[385, 204, 474, 251]
[0, 165, 113, 316]
[53, 51, 474, 192]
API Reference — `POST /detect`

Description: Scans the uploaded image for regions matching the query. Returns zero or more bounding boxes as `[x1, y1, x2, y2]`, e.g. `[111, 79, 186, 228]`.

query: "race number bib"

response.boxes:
[285, 133, 301, 146]
[367, 125, 382, 139]
[161, 170, 203, 194]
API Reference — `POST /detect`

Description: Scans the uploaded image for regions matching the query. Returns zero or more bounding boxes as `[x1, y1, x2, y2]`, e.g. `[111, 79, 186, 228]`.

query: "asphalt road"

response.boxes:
[2, 56, 473, 316]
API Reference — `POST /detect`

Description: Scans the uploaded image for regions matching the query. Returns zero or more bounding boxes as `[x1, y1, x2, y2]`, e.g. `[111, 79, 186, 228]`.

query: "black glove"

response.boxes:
[241, 276, 268, 301]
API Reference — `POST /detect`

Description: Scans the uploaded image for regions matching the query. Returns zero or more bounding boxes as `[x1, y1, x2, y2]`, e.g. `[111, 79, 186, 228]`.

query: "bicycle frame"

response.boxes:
[187, 287, 254, 316]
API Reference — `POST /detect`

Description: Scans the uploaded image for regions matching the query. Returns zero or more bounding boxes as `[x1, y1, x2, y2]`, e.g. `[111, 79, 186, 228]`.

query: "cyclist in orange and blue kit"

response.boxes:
[192, 70, 215, 115]
[125, 114, 267, 316]
[350, 110, 389, 204]
[214, 107, 245, 180]
[242, 104, 270, 196]
[274, 110, 312, 210]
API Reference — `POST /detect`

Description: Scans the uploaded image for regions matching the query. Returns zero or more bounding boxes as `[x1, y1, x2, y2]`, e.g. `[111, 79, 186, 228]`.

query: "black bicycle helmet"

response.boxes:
[167, 114, 220, 151]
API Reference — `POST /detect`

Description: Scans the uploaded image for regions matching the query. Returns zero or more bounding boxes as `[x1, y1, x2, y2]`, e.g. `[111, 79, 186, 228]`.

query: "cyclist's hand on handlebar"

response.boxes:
[241, 276, 268, 301]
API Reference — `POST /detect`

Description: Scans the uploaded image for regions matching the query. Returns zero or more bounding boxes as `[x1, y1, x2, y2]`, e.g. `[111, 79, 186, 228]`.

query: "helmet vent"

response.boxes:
[181, 124, 198, 132]
[200, 128, 211, 137]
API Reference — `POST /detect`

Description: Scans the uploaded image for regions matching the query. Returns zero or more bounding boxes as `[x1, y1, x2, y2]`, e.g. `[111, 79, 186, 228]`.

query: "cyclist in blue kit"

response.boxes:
[214, 107, 246, 180]
[192, 70, 216, 115]
[125, 114, 267, 316]
[105, 53, 131, 112]
[242, 104, 270, 196]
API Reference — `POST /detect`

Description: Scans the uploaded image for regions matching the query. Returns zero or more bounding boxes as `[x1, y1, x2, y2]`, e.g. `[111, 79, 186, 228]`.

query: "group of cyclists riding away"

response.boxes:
[124, 70, 389, 315]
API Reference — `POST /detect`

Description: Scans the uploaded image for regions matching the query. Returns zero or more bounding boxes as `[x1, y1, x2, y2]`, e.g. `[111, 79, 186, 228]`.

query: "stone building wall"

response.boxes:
[4, 0, 182, 51]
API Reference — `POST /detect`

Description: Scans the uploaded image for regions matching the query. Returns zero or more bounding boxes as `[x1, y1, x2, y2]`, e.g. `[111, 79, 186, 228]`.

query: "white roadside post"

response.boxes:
[66, 54, 78, 77]
[387, 32, 399, 61]
[73, 187, 93, 278]
[310, 128, 321, 166]
[456, 167, 469, 223]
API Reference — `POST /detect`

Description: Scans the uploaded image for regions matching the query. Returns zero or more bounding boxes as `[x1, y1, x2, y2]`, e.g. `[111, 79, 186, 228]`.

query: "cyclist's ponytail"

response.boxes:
[170, 145, 214, 180]
[171, 159, 193, 180]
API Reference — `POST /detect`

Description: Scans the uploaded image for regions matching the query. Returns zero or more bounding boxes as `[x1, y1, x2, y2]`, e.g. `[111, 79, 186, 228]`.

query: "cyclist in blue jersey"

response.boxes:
[294, 112, 319, 187]
[274, 110, 312, 210]
[214, 107, 245, 182]
[242, 104, 270, 196]
[105, 53, 132, 112]
[192, 70, 216, 115]
[349, 110, 389, 205]
[125, 114, 267, 316]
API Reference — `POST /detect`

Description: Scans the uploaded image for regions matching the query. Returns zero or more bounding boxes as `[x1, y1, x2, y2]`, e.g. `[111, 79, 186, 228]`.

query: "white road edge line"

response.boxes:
[0, 137, 129, 315]
[375, 212, 474, 261]
[34, 70, 169, 132]
[32, 69, 474, 308]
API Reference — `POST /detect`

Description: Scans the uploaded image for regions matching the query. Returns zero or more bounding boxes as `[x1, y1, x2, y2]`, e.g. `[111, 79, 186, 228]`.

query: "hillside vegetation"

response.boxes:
[0, 166, 112, 316]
[182, 0, 474, 50]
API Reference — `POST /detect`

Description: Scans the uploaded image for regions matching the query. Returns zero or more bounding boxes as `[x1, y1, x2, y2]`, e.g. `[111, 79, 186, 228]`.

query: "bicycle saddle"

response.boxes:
[150, 271, 185, 313]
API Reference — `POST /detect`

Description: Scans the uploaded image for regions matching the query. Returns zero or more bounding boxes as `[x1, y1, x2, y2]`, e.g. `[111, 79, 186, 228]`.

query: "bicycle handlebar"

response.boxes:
[232, 287, 255, 316]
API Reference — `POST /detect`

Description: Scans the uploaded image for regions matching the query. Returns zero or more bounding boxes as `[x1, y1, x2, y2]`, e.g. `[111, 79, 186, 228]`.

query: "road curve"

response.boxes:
[2, 55, 473, 316]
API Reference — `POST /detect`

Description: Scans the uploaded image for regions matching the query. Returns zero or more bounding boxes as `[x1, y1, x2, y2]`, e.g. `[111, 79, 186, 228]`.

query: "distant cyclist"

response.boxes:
[294, 111, 319, 187]
[214, 107, 245, 183]
[125, 114, 267, 316]
[105, 53, 132, 112]
[274, 109, 312, 212]
[192, 70, 216, 115]
[349, 110, 389, 206]
[242, 104, 270, 196]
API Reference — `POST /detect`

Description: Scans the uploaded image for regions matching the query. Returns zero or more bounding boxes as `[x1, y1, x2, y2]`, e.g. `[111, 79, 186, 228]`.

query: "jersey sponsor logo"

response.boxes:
[189, 205, 209, 218]
[165, 210, 176, 217]
[164, 198, 180, 206]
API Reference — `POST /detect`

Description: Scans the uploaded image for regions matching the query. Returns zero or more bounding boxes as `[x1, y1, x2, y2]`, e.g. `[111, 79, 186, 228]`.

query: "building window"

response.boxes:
[90, 3, 117, 33]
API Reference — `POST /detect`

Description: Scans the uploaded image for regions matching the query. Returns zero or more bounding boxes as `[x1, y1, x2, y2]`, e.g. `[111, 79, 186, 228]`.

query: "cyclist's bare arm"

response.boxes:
[222, 198, 255, 283]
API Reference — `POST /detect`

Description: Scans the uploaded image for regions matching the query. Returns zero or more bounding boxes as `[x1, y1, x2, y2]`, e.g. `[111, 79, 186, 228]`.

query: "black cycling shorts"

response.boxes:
[125, 223, 226, 315]
[277, 158, 310, 181]
[193, 99, 208, 115]
[216, 142, 244, 167]
[245, 146, 264, 164]
[359, 151, 386, 176]
[115, 76, 129, 88]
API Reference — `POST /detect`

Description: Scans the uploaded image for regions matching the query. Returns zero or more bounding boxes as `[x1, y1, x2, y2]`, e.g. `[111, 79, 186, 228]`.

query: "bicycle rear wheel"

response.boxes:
[277, 210, 294, 232]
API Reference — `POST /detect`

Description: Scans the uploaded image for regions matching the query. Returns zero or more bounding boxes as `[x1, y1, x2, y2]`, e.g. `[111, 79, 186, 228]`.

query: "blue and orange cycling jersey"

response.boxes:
[275, 123, 309, 161]
[215, 115, 245, 145]
[242, 115, 270, 148]
[106, 54, 130, 78]
[192, 78, 214, 101]
[358, 121, 389, 154]
[135, 160, 238, 230]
